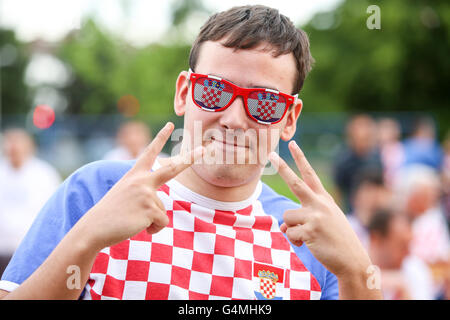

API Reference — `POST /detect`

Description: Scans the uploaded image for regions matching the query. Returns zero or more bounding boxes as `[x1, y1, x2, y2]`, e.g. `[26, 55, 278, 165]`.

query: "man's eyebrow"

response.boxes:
[209, 73, 280, 92]
[248, 84, 280, 91]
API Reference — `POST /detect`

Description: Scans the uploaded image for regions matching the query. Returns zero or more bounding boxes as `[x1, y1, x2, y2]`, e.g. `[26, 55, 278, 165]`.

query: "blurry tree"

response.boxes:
[56, 0, 213, 126]
[58, 19, 191, 123]
[165, 0, 212, 44]
[58, 20, 124, 115]
[300, 0, 450, 138]
[171, 0, 207, 26]
[0, 29, 30, 118]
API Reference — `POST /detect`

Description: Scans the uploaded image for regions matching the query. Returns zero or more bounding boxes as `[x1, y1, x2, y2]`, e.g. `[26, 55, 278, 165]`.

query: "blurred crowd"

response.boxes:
[1, 114, 449, 300]
[334, 114, 450, 300]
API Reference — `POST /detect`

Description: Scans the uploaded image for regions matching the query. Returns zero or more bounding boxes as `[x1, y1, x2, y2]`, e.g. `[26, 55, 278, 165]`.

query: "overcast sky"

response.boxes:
[0, 0, 343, 45]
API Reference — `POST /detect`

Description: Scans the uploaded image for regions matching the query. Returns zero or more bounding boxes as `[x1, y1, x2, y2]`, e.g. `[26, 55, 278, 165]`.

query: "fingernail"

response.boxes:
[289, 140, 298, 149]
[268, 151, 278, 162]
[164, 122, 174, 131]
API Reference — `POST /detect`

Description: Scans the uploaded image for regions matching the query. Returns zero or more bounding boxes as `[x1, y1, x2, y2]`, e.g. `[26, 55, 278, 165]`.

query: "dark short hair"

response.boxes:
[189, 5, 314, 94]
[351, 167, 384, 193]
[367, 208, 394, 238]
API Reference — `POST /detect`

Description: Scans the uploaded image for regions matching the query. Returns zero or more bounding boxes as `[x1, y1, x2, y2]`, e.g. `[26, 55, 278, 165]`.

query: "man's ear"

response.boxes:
[174, 71, 190, 116]
[280, 98, 303, 141]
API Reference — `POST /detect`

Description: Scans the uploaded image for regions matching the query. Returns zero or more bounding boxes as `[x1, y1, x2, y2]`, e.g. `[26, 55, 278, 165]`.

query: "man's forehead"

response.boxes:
[195, 40, 297, 93]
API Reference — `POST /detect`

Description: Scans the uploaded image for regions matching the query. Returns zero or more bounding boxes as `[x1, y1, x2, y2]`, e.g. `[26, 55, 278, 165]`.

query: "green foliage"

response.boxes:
[171, 0, 208, 26]
[58, 19, 191, 120]
[0, 29, 29, 115]
[300, 0, 450, 137]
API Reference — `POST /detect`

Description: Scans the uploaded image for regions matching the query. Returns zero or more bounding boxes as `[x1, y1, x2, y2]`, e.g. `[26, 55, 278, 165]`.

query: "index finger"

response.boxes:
[268, 151, 315, 204]
[288, 141, 327, 195]
[150, 146, 205, 188]
[133, 122, 174, 172]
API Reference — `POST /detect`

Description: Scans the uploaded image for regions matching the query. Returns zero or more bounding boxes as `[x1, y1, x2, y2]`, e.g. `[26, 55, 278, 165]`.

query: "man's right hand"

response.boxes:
[77, 122, 204, 252]
[1, 122, 204, 300]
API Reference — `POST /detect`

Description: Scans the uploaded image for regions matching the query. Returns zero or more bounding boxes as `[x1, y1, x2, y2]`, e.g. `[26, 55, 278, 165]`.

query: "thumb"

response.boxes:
[146, 210, 170, 234]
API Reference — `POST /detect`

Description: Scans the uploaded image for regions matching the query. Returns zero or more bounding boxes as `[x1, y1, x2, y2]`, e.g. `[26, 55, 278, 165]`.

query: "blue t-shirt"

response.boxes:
[0, 160, 338, 300]
[402, 138, 443, 171]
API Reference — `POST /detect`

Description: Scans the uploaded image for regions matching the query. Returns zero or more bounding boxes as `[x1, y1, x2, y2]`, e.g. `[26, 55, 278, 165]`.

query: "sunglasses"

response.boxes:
[188, 69, 298, 125]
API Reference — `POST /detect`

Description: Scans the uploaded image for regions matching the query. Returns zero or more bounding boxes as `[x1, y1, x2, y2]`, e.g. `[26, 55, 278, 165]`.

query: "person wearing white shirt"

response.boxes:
[0, 128, 61, 276]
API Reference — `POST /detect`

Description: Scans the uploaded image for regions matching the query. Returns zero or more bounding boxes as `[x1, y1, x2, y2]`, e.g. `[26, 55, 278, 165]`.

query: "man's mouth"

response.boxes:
[210, 136, 249, 149]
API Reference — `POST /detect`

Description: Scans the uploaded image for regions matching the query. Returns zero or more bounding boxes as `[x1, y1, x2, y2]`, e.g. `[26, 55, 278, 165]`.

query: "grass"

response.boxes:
[261, 159, 340, 205]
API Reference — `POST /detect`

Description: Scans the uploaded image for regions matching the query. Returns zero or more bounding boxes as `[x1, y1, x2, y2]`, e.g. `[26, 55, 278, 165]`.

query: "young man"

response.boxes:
[0, 5, 381, 300]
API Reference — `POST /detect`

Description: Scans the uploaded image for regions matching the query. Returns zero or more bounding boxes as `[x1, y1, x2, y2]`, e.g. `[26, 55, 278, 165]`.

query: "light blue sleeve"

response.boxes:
[0, 160, 132, 291]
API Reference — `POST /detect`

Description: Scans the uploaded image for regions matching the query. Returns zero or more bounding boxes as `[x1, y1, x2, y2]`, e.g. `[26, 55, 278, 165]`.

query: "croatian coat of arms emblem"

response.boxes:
[253, 262, 284, 300]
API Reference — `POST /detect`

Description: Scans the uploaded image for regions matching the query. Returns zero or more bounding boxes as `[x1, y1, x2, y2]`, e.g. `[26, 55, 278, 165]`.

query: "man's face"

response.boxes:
[382, 215, 412, 269]
[3, 131, 34, 168]
[174, 40, 301, 188]
[347, 116, 377, 155]
[353, 183, 392, 225]
[118, 123, 151, 157]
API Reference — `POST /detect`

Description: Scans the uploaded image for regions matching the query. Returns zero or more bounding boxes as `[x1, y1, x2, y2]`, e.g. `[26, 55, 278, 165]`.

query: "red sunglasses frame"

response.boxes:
[188, 69, 298, 125]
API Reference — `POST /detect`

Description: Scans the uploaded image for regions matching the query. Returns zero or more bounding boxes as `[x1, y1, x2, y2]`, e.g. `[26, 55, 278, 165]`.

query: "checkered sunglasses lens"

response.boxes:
[247, 91, 287, 123]
[193, 76, 234, 110]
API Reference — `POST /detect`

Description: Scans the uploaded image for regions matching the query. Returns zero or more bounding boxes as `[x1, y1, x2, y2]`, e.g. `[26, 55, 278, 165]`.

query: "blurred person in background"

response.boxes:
[103, 120, 153, 161]
[367, 208, 435, 300]
[0, 128, 61, 277]
[441, 131, 450, 230]
[402, 116, 443, 171]
[347, 168, 392, 250]
[393, 164, 450, 298]
[377, 117, 405, 188]
[333, 114, 383, 213]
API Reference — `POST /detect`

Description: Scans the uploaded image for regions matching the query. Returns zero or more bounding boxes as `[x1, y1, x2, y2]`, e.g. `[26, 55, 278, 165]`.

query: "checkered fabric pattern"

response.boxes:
[201, 86, 222, 109]
[83, 183, 322, 300]
[193, 82, 233, 110]
[259, 278, 276, 299]
[256, 100, 277, 121]
[247, 97, 286, 123]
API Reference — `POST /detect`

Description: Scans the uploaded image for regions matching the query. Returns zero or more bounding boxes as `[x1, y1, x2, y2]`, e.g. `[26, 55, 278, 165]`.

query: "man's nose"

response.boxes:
[218, 96, 249, 130]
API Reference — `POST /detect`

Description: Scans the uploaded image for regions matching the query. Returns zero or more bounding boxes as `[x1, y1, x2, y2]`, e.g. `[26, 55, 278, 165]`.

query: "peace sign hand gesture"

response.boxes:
[78, 122, 204, 252]
[269, 141, 382, 299]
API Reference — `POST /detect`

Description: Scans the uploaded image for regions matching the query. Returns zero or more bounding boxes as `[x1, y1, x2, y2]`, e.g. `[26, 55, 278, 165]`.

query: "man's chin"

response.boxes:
[191, 162, 261, 188]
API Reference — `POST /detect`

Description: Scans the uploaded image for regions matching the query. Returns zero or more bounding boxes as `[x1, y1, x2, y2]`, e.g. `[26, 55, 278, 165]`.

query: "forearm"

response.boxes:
[3, 221, 101, 300]
[337, 263, 383, 300]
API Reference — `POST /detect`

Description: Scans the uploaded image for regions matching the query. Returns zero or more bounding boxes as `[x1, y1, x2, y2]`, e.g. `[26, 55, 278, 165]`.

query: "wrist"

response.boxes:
[68, 212, 106, 256]
[336, 265, 383, 300]
[335, 257, 383, 300]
